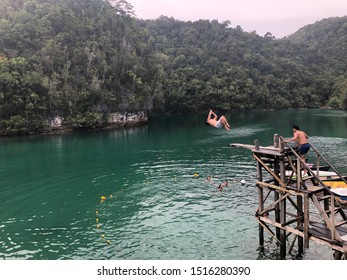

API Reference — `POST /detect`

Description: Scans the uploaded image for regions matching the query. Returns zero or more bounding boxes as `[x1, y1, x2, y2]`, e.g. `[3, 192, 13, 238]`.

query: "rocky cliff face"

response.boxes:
[49, 111, 148, 132]
[108, 111, 148, 126]
[50, 117, 64, 130]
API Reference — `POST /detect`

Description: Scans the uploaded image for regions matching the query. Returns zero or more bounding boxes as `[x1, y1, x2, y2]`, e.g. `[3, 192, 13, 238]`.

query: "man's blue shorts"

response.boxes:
[300, 143, 310, 155]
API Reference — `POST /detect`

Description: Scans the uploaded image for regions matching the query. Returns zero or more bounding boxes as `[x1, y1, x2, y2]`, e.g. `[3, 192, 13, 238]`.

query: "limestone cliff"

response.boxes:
[49, 111, 148, 133]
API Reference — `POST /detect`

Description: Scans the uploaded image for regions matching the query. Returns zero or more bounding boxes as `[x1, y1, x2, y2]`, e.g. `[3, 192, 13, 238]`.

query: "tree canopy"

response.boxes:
[0, 0, 346, 135]
[288, 16, 347, 109]
[139, 16, 347, 112]
[0, 0, 157, 134]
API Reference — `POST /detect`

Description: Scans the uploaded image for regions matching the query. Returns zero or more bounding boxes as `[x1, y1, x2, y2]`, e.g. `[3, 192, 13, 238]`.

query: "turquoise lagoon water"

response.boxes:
[0, 109, 346, 260]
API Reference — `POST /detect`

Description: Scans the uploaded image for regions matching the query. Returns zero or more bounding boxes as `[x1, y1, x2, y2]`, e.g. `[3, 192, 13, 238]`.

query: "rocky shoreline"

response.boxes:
[49, 111, 148, 134]
[0, 111, 149, 136]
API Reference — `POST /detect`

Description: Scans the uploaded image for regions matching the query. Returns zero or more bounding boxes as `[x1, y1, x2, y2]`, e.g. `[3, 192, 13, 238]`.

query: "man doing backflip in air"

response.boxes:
[206, 110, 231, 131]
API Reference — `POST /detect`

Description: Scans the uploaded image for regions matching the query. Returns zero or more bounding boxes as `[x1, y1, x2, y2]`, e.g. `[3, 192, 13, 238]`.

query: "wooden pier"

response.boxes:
[230, 134, 347, 259]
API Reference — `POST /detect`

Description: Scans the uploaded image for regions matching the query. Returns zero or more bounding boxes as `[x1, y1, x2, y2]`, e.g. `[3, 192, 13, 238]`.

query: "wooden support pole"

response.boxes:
[279, 155, 287, 259]
[257, 219, 282, 244]
[304, 194, 310, 249]
[288, 235, 298, 255]
[274, 134, 279, 149]
[257, 160, 264, 247]
[333, 250, 342, 260]
[254, 140, 259, 151]
[296, 157, 301, 190]
[257, 193, 289, 217]
[297, 195, 304, 255]
[330, 194, 335, 241]
[279, 136, 284, 153]
[316, 155, 320, 177]
[273, 159, 280, 240]
[253, 154, 286, 188]
[257, 181, 303, 197]
[324, 189, 330, 213]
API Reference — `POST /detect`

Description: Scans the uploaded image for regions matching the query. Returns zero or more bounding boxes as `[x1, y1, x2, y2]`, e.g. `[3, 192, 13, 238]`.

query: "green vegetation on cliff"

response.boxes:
[0, 0, 346, 134]
[0, 0, 157, 134]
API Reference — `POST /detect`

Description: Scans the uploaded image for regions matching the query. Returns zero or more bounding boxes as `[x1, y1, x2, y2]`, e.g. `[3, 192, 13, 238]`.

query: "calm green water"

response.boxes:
[0, 109, 346, 260]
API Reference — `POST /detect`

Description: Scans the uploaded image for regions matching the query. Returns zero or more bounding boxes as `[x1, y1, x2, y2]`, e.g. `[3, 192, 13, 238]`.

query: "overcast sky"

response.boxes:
[127, 0, 347, 38]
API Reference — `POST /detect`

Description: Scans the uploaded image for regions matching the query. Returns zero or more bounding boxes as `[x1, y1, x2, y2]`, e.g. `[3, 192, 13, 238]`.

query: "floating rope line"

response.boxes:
[96, 194, 113, 245]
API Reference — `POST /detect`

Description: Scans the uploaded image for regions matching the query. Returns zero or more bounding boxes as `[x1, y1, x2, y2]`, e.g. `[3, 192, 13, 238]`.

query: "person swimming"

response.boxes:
[217, 180, 228, 191]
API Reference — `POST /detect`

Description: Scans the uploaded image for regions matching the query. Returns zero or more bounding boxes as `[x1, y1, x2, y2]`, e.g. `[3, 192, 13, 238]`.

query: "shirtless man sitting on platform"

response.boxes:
[206, 110, 231, 131]
[284, 125, 310, 174]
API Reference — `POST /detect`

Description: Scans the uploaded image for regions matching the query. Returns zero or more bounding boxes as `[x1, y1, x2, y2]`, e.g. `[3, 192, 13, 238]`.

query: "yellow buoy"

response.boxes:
[100, 195, 106, 202]
[97, 224, 101, 229]
[101, 234, 105, 239]
[96, 210, 99, 215]
[96, 218, 99, 223]
[106, 240, 111, 245]
[194, 173, 199, 178]
[109, 194, 113, 199]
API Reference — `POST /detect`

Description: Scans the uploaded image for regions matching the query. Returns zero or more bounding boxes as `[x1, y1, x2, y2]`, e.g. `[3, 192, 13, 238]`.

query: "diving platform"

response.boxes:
[230, 135, 347, 259]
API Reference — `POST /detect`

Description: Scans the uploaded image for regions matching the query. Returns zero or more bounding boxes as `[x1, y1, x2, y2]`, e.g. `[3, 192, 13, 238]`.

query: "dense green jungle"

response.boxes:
[0, 0, 347, 135]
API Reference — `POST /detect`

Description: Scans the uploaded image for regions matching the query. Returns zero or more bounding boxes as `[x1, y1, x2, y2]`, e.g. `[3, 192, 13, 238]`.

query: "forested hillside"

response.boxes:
[0, 0, 346, 135]
[0, 0, 158, 134]
[288, 16, 347, 109]
[140, 17, 334, 112]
